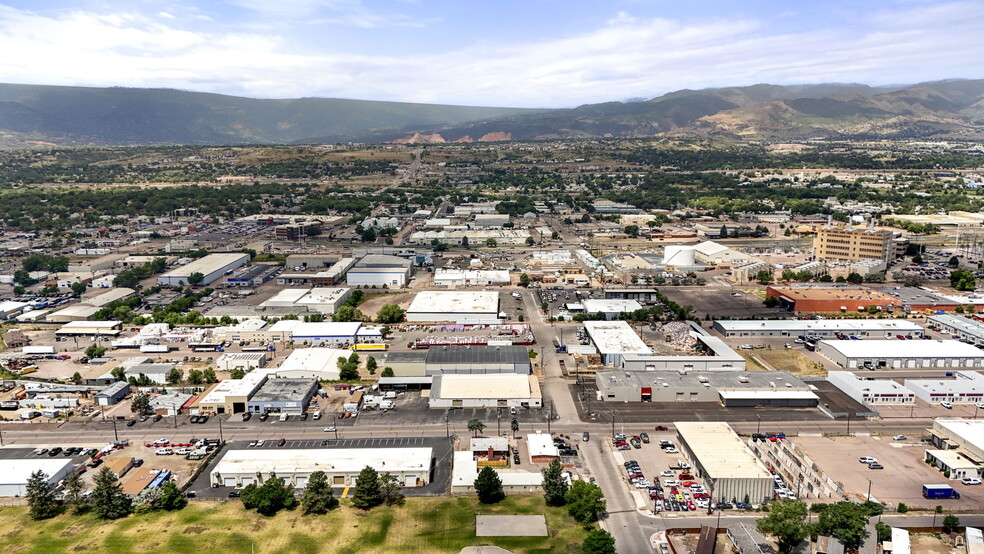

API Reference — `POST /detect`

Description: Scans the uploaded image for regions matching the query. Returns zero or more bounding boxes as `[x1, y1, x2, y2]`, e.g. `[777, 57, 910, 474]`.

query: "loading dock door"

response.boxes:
[641, 387, 652, 402]
[241, 477, 254, 486]
[224, 477, 237, 487]
[333, 476, 345, 486]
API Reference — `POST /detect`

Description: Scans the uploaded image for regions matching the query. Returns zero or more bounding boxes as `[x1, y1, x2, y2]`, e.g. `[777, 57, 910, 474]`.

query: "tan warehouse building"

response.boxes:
[675, 422, 774, 504]
[813, 226, 894, 263]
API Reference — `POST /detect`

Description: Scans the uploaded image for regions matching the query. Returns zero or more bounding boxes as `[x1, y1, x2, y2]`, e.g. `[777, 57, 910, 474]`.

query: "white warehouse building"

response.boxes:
[905, 371, 984, 404]
[157, 253, 250, 287]
[433, 269, 510, 288]
[406, 291, 501, 324]
[0, 459, 74, 496]
[713, 319, 924, 339]
[827, 372, 915, 405]
[212, 448, 433, 488]
[817, 339, 984, 370]
[428, 374, 542, 409]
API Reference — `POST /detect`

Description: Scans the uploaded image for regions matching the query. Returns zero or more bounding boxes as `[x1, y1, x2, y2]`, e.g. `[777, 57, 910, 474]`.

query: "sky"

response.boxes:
[0, 0, 981, 108]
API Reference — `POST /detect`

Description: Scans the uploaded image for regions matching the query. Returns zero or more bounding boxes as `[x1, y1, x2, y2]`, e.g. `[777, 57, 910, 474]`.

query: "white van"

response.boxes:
[380, 400, 395, 410]
[279, 413, 290, 422]
[155, 448, 173, 455]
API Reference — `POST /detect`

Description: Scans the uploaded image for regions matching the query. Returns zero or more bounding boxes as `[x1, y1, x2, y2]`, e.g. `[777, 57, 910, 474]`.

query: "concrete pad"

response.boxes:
[475, 514, 548, 537]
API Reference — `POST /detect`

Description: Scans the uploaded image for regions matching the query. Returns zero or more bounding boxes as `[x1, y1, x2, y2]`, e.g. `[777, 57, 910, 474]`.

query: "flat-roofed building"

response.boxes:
[46, 305, 100, 322]
[926, 419, 984, 480]
[814, 226, 894, 263]
[197, 370, 268, 415]
[55, 320, 122, 336]
[157, 253, 250, 286]
[275, 348, 350, 380]
[583, 320, 652, 366]
[433, 269, 510, 288]
[406, 291, 500, 324]
[247, 378, 319, 415]
[346, 255, 412, 288]
[0, 459, 73, 496]
[579, 299, 643, 320]
[765, 285, 899, 313]
[428, 374, 542, 409]
[382, 351, 428, 377]
[675, 422, 774, 503]
[596, 370, 817, 406]
[216, 352, 268, 372]
[619, 324, 745, 372]
[929, 315, 984, 347]
[827, 372, 915, 405]
[212, 448, 433, 488]
[818, 339, 984, 370]
[527, 433, 559, 463]
[260, 287, 352, 315]
[425, 345, 531, 375]
[905, 371, 984, 404]
[713, 319, 924, 339]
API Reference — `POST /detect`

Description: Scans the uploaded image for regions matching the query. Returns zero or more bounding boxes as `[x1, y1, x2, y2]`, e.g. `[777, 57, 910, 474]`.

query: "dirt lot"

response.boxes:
[911, 533, 962, 554]
[794, 435, 984, 510]
[358, 291, 414, 320]
[740, 348, 828, 377]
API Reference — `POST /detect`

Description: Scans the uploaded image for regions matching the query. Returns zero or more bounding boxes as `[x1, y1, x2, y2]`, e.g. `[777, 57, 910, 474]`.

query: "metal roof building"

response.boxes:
[0, 459, 74, 497]
[579, 299, 644, 320]
[429, 374, 541, 409]
[247, 378, 319, 415]
[817, 339, 984, 369]
[675, 422, 774, 503]
[713, 319, 924, 338]
[425, 345, 531, 375]
[905, 371, 984, 404]
[157, 253, 250, 286]
[212, 447, 433, 488]
[929, 315, 984, 346]
[596, 370, 817, 406]
[346, 254, 412, 288]
[276, 348, 350, 380]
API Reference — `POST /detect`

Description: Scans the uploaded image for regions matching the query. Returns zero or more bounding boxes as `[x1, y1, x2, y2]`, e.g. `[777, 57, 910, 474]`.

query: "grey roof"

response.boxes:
[95, 381, 130, 397]
[384, 351, 428, 364]
[425, 345, 529, 366]
[249, 378, 318, 403]
[354, 254, 412, 269]
[596, 370, 811, 391]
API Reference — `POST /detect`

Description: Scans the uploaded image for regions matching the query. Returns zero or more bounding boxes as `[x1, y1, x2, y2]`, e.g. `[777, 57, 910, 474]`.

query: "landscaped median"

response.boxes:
[0, 496, 591, 553]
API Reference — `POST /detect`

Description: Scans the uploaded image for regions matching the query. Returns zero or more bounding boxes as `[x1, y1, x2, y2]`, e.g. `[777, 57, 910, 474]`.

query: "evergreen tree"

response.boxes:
[301, 471, 338, 515]
[91, 468, 133, 520]
[351, 466, 383, 510]
[62, 470, 87, 513]
[380, 472, 405, 506]
[240, 476, 297, 516]
[25, 470, 57, 520]
[474, 466, 504, 504]
[156, 481, 188, 511]
[582, 529, 617, 554]
[541, 459, 569, 506]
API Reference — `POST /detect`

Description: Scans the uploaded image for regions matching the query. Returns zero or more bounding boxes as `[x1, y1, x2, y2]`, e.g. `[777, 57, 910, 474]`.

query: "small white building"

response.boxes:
[157, 253, 250, 286]
[433, 269, 510, 288]
[526, 433, 559, 463]
[580, 299, 643, 320]
[216, 352, 268, 372]
[906, 371, 984, 404]
[260, 287, 352, 315]
[450, 451, 542, 494]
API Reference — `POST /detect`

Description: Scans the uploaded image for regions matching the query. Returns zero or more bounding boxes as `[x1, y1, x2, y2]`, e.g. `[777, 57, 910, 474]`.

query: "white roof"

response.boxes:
[716, 319, 924, 332]
[82, 288, 136, 307]
[58, 320, 121, 329]
[526, 433, 559, 457]
[930, 315, 984, 340]
[694, 241, 729, 256]
[407, 291, 499, 315]
[828, 372, 915, 396]
[268, 319, 302, 333]
[434, 269, 510, 282]
[0, 301, 30, 313]
[160, 253, 248, 278]
[262, 288, 350, 308]
[581, 299, 643, 314]
[935, 419, 984, 452]
[906, 374, 984, 396]
[0, 459, 72, 484]
[451, 451, 542, 488]
[48, 305, 99, 319]
[213, 448, 432, 475]
[199, 370, 268, 404]
[435, 375, 540, 400]
[819, 339, 984, 359]
[583, 320, 652, 355]
[471, 437, 509, 452]
[277, 348, 349, 379]
[675, 422, 771, 480]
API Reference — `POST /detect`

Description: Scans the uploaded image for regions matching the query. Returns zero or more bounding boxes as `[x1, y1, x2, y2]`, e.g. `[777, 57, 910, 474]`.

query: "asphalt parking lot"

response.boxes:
[188, 436, 453, 498]
[607, 431, 714, 512]
[660, 287, 782, 319]
[794, 435, 984, 509]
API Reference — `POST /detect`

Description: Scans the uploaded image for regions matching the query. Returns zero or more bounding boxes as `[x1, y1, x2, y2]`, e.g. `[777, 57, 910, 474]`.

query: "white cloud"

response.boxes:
[158, 11, 175, 19]
[0, 2, 979, 107]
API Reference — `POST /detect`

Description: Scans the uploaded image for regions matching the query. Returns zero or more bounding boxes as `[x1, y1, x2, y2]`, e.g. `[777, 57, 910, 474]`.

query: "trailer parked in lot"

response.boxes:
[923, 484, 961, 499]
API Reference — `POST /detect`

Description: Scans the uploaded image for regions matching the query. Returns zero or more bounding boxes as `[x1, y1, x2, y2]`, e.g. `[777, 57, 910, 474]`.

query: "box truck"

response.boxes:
[923, 484, 961, 499]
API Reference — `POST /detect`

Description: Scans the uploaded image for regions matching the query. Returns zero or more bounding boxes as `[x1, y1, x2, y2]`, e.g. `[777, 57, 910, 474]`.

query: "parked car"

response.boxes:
[859, 456, 877, 464]
[259, 413, 269, 421]
[153, 415, 162, 422]
[962, 477, 982, 485]
[639, 432, 650, 443]
[126, 420, 136, 427]
[242, 413, 252, 421]
[582, 432, 590, 442]
[654, 425, 668, 431]
[228, 490, 241, 498]
[868, 463, 884, 470]
[893, 435, 907, 441]
[941, 401, 954, 409]
[277, 438, 287, 447]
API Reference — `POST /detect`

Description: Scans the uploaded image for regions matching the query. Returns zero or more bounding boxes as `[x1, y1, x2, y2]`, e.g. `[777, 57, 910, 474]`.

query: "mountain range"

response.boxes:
[0, 80, 982, 147]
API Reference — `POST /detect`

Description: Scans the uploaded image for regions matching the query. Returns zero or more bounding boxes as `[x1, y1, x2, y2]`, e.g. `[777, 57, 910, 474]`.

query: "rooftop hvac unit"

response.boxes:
[697, 376, 709, 383]
[662, 382, 670, 387]
[738, 376, 750, 383]
[769, 382, 776, 388]
[785, 383, 793, 387]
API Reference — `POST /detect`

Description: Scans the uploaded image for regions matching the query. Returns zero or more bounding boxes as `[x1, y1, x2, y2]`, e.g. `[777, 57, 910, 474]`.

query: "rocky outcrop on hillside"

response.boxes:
[393, 132, 446, 144]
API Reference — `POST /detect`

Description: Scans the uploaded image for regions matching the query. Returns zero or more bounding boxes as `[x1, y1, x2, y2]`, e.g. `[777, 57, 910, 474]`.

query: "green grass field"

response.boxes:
[0, 496, 590, 554]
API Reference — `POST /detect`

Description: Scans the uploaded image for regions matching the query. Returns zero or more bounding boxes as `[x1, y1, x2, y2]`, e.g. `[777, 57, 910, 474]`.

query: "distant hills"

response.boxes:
[0, 80, 982, 147]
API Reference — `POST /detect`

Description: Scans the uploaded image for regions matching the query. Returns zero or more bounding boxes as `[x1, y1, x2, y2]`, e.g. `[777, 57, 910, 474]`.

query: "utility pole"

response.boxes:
[112, 419, 119, 443]
[333, 415, 339, 440]
[218, 416, 224, 443]
[611, 410, 616, 438]
[496, 409, 501, 436]
[866, 479, 872, 502]
[547, 403, 552, 434]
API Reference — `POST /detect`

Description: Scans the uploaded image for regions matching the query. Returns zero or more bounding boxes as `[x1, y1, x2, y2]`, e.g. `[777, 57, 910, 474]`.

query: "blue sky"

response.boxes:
[0, 0, 981, 107]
